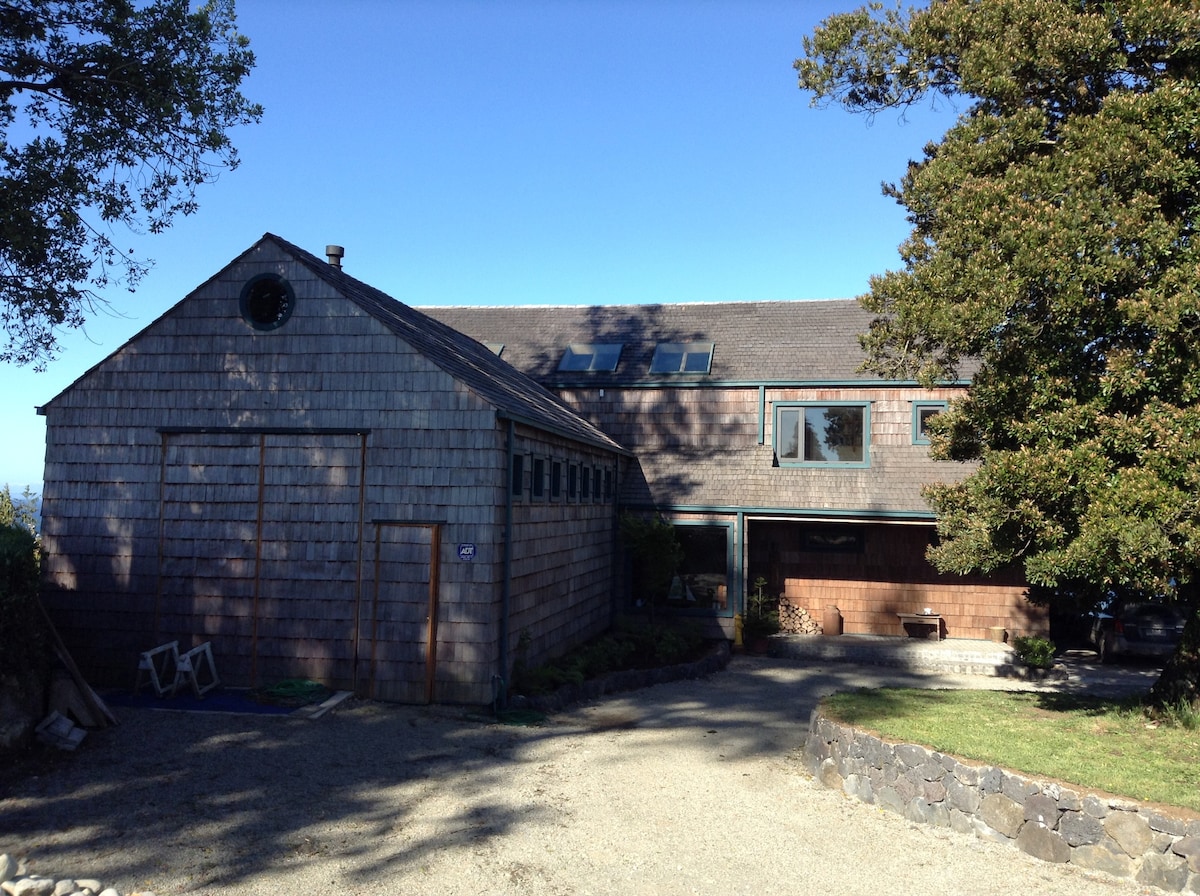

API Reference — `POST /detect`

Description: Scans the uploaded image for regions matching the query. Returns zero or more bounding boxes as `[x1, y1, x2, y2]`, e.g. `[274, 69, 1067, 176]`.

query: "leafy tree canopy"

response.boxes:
[798, 0, 1200, 705]
[0, 0, 261, 369]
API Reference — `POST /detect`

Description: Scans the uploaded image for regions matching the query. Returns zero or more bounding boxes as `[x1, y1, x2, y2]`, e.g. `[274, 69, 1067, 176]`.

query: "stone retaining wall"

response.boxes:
[804, 710, 1200, 893]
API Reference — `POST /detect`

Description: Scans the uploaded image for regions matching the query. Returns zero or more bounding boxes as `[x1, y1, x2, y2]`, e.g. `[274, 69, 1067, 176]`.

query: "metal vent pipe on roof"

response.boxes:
[326, 244, 345, 269]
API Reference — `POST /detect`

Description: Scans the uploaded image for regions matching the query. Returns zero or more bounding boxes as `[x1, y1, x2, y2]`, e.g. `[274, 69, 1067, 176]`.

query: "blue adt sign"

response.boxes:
[457, 543, 476, 561]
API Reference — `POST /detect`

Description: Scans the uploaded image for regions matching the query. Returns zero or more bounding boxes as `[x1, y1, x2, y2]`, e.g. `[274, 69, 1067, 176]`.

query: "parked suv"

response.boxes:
[1090, 601, 1186, 664]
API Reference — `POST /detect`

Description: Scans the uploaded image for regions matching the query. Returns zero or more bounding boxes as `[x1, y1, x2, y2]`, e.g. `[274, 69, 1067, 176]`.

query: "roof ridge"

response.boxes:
[414, 297, 862, 311]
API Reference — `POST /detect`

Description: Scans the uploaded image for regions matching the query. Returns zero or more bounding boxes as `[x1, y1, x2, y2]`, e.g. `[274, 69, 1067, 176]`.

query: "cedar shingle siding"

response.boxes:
[39, 235, 1043, 706]
[424, 301, 1041, 643]
[39, 235, 625, 705]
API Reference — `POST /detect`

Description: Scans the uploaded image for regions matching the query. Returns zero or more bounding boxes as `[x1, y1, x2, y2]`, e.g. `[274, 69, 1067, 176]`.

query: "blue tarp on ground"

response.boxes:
[102, 689, 297, 715]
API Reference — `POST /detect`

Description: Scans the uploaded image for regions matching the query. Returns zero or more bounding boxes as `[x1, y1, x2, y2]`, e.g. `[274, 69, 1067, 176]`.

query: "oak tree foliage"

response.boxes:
[798, 0, 1200, 705]
[0, 0, 261, 368]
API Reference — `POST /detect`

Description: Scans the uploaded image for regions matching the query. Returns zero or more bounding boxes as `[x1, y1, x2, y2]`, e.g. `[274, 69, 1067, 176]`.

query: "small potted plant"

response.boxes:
[742, 577, 781, 654]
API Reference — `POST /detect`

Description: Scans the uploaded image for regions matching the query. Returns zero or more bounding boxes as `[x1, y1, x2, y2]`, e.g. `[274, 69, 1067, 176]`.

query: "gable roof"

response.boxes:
[259, 234, 627, 454]
[42, 234, 626, 456]
[419, 300, 891, 386]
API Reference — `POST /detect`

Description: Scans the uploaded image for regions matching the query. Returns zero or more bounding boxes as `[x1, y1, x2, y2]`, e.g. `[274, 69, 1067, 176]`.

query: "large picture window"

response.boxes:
[668, 524, 730, 611]
[776, 403, 869, 466]
[625, 520, 731, 615]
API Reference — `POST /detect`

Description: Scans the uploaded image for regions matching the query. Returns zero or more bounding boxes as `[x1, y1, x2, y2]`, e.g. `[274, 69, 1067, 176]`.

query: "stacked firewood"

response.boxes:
[778, 599, 822, 635]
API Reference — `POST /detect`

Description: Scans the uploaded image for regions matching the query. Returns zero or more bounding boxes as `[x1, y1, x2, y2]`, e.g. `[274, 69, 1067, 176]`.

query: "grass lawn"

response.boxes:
[820, 688, 1200, 814]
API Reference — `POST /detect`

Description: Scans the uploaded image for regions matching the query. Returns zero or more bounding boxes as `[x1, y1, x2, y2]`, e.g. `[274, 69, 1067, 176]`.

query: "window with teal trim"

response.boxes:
[669, 524, 731, 612]
[912, 401, 947, 445]
[776, 403, 869, 465]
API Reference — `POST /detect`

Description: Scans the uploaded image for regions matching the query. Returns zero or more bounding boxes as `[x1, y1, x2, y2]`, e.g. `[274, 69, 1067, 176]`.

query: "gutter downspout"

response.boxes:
[498, 418, 515, 711]
[610, 455, 621, 629]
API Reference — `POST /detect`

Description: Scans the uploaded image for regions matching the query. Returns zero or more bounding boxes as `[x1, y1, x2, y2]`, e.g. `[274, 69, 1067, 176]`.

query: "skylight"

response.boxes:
[558, 343, 623, 372]
[649, 341, 714, 374]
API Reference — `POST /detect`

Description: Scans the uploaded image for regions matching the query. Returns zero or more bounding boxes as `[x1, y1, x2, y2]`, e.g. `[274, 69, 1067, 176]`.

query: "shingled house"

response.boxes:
[39, 234, 1043, 706]
[422, 302, 1041, 642]
[38, 234, 628, 704]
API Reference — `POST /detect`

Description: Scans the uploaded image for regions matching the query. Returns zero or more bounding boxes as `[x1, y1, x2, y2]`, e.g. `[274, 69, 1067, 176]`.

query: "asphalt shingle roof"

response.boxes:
[265, 234, 627, 455]
[420, 301, 886, 385]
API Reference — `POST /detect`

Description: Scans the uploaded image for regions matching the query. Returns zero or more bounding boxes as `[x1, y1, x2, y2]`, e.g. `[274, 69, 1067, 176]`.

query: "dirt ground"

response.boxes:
[0, 655, 1164, 896]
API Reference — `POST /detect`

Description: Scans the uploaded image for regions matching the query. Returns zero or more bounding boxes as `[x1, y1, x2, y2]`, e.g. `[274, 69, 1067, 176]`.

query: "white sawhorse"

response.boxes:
[135, 641, 220, 697]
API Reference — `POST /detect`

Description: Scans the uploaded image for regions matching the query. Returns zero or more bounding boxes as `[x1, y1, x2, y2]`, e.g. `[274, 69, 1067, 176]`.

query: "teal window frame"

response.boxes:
[665, 520, 734, 618]
[559, 343, 623, 372]
[774, 401, 871, 468]
[649, 341, 714, 374]
[912, 401, 947, 445]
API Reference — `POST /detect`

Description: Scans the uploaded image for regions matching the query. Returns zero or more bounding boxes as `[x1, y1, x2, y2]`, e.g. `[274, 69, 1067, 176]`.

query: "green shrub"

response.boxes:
[619, 514, 684, 609]
[742, 576, 781, 640]
[510, 622, 707, 696]
[1152, 696, 1200, 730]
[1012, 635, 1056, 669]
[0, 522, 45, 678]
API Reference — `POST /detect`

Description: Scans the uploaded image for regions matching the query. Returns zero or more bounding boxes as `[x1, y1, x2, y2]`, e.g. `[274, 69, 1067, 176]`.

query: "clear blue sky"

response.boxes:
[2, 0, 957, 494]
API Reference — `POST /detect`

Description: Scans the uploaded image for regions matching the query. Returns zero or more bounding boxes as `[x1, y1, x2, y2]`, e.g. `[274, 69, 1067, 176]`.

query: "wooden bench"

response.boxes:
[897, 612, 942, 640]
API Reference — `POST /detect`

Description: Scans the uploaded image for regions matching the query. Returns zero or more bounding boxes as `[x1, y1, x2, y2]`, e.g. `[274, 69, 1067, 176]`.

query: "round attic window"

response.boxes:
[239, 273, 295, 330]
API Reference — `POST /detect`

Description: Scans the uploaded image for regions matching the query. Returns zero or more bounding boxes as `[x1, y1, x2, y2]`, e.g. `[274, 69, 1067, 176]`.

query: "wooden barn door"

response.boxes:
[368, 522, 440, 704]
[157, 430, 367, 689]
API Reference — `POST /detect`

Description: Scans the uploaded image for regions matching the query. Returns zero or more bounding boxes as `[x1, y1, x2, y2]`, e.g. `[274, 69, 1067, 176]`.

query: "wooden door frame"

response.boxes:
[369, 520, 442, 704]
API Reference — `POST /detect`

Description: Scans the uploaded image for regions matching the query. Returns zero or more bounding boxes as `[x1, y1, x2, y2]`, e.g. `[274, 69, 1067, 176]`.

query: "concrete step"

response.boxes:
[769, 633, 1030, 678]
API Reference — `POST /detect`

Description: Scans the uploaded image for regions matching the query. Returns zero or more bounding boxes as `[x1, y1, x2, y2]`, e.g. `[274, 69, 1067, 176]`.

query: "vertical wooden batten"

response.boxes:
[425, 524, 441, 704]
[351, 432, 368, 694]
[251, 431, 266, 688]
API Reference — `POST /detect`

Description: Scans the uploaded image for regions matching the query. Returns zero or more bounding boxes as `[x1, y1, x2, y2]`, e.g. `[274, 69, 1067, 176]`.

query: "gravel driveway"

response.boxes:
[0, 655, 1160, 896]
